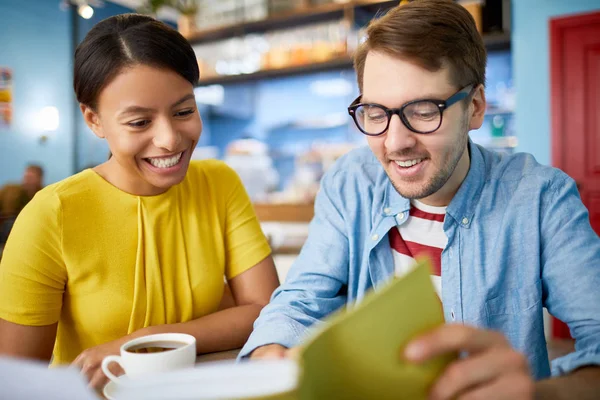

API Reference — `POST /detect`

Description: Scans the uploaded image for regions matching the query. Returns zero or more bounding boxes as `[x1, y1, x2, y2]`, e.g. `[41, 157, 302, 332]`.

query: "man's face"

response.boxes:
[22, 167, 42, 190]
[361, 51, 485, 206]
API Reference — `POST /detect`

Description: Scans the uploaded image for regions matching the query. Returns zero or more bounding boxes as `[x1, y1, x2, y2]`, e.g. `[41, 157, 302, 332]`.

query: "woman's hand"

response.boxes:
[72, 336, 130, 391]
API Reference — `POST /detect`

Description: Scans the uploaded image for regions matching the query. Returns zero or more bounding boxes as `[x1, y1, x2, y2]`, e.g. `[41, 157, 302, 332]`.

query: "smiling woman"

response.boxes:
[0, 13, 279, 392]
[81, 65, 202, 195]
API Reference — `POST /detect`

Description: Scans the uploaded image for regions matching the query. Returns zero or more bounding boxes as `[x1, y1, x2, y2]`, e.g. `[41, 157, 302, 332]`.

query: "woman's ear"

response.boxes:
[468, 84, 487, 131]
[80, 104, 104, 139]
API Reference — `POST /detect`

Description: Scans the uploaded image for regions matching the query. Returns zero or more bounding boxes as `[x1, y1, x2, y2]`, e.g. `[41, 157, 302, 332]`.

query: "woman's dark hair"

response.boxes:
[74, 14, 199, 110]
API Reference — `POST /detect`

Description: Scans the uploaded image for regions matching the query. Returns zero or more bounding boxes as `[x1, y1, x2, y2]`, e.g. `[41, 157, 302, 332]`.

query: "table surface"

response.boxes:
[195, 348, 241, 364]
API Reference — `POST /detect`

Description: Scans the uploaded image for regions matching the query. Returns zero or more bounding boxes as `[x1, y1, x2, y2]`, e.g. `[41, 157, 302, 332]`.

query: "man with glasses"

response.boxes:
[242, 0, 600, 397]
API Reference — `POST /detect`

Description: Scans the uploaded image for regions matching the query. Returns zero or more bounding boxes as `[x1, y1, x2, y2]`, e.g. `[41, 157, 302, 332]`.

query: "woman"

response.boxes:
[0, 14, 279, 390]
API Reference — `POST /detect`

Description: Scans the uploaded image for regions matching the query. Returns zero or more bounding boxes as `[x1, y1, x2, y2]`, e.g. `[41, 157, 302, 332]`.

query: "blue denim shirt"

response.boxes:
[240, 142, 600, 380]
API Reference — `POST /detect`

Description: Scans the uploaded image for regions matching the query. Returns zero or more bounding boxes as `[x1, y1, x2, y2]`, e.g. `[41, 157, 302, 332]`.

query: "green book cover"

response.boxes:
[255, 257, 454, 400]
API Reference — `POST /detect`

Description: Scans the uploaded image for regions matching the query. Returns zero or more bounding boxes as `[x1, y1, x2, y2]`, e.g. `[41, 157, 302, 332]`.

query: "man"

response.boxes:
[240, 1, 600, 398]
[0, 164, 43, 215]
[20, 164, 44, 201]
[0, 164, 44, 245]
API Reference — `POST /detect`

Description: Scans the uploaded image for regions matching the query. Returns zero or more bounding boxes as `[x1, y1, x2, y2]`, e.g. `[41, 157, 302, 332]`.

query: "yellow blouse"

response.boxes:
[0, 160, 271, 365]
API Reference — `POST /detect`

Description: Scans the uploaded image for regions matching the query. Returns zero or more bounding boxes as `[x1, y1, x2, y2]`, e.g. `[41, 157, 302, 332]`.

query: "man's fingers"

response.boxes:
[456, 373, 534, 400]
[405, 324, 508, 362]
[250, 344, 288, 360]
[428, 348, 529, 400]
[256, 349, 286, 360]
[285, 346, 301, 360]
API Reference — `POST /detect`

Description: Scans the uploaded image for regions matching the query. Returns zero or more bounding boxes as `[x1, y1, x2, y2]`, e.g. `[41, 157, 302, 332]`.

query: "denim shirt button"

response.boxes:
[384, 207, 392, 215]
[461, 217, 469, 225]
[371, 234, 379, 241]
[398, 212, 405, 220]
[451, 310, 456, 320]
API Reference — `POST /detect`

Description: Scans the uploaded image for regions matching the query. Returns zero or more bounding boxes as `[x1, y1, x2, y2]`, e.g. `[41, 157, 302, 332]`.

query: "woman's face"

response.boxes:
[81, 64, 202, 195]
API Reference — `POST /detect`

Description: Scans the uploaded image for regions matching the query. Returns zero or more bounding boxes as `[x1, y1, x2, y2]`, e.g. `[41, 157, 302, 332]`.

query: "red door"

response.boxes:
[551, 11, 600, 339]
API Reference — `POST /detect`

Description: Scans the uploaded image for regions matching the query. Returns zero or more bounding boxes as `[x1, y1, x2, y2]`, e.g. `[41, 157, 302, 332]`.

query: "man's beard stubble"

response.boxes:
[389, 118, 470, 200]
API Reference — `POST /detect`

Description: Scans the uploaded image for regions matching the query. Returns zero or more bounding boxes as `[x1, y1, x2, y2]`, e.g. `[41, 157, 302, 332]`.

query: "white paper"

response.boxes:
[116, 359, 298, 399]
[0, 357, 98, 400]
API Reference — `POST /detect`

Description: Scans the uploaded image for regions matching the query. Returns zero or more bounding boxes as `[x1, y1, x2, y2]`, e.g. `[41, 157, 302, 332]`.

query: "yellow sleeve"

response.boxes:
[0, 188, 67, 326]
[217, 164, 271, 280]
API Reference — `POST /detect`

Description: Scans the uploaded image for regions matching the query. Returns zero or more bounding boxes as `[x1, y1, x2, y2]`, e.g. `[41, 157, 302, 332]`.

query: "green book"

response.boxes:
[113, 258, 454, 400]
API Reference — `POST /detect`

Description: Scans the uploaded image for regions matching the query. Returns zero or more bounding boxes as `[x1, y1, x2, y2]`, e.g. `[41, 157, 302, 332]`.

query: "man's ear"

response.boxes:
[468, 84, 486, 131]
[80, 104, 104, 139]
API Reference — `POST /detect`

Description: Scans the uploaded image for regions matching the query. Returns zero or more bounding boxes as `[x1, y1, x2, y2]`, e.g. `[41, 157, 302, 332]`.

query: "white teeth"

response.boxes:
[147, 152, 182, 168]
[395, 159, 423, 168]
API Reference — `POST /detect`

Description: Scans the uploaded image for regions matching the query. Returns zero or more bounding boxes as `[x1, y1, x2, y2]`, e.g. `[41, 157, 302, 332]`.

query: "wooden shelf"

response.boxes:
[254, 202, 314, 223]
[187, 1, 511, 50]
[196, 31, 511, 87]
[188, 4, 346, 45]
[483, 32, 511, 51]
[197, 56, 354, 86]
[190, 0, 511, 87]
[187, 1, 399, 45]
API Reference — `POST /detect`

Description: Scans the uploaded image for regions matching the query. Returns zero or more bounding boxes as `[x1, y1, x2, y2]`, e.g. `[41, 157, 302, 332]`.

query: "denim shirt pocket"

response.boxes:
[484, 279, 546, 376]
[486, 279, 542, 316]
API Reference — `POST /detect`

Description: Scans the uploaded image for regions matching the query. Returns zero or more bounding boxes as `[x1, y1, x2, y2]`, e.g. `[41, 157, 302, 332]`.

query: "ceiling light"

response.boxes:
[78, 4, 94, 19]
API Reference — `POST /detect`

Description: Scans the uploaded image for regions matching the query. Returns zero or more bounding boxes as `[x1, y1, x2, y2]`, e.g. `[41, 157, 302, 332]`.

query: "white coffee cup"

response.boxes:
[101, 333, 196, 385]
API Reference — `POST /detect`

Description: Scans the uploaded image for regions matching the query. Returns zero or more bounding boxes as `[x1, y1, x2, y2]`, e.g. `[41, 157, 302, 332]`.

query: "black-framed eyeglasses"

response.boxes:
[347, 85, 475, 136]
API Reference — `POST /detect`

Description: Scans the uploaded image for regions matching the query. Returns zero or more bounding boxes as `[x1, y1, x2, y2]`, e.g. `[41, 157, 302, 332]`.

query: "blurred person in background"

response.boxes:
[244, 1, 600, 399]
[0, 164, 44, 247]
[0, 14, 279, 392]
[21, 164, 44, 200]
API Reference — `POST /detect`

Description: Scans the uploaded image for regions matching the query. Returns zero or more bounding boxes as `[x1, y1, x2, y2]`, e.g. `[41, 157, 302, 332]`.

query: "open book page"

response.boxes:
[116, 359, 298, 399]
[0, 357, 98, 400]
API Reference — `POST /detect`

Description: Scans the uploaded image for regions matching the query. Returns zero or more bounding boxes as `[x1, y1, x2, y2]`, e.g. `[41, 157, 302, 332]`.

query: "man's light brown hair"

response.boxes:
[354, 0, 487, 92]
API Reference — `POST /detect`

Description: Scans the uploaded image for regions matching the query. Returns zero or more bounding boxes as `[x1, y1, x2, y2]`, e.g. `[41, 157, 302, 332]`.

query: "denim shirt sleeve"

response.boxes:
[540, 174, 600, 376]
[238, 169, 349, 359]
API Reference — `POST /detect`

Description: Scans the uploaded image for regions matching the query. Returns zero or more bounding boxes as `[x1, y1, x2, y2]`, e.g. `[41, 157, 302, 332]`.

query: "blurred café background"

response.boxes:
[1, 0, 599, 352]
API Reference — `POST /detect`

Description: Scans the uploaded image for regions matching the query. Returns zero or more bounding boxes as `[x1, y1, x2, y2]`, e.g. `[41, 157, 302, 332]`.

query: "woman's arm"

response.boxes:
[0, 189, 65, 363]
[74, 255, 279, 390]
[217, 282, 236, 311]
[0, 319, 57, 361]
[143, 254, 279, 353]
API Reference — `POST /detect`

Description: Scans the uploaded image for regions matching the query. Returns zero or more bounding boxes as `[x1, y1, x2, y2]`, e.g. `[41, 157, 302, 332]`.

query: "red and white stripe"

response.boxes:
[389, 200, 447, 297]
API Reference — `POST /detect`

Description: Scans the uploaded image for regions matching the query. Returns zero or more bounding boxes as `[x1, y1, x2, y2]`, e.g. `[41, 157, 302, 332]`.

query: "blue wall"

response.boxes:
[0, 0, 74, 186]
[0, 0, 135, 186]
[512, 0, 600, 166]
[203, 69, 364, 188]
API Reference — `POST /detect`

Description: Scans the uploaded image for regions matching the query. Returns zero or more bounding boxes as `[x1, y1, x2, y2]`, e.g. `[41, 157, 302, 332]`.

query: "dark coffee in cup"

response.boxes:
[102, 333, 197, 383]
[126, 340, 187, 354]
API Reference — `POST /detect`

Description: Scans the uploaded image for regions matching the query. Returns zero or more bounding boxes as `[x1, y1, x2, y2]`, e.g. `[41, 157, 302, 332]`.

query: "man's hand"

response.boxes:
[249, 344, 290, 360]
[405, 324, 534, 400]
[72, 337, 128, 391]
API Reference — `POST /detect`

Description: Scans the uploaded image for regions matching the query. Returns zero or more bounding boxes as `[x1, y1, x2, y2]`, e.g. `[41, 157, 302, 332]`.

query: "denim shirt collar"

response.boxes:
[382, 180, 410, 218]
[378, 139, 486, 230]
[445, 140, 486, 229]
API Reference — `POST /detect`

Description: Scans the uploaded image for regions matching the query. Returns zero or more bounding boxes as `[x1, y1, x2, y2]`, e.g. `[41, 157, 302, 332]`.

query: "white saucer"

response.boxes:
[102, 360, 297, 399]
[103, 380, 118, 400]
[104, 379, 131, 400]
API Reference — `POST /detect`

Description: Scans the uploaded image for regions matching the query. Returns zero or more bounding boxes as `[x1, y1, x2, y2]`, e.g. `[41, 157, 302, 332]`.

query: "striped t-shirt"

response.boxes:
[389, 200, 447, 297]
